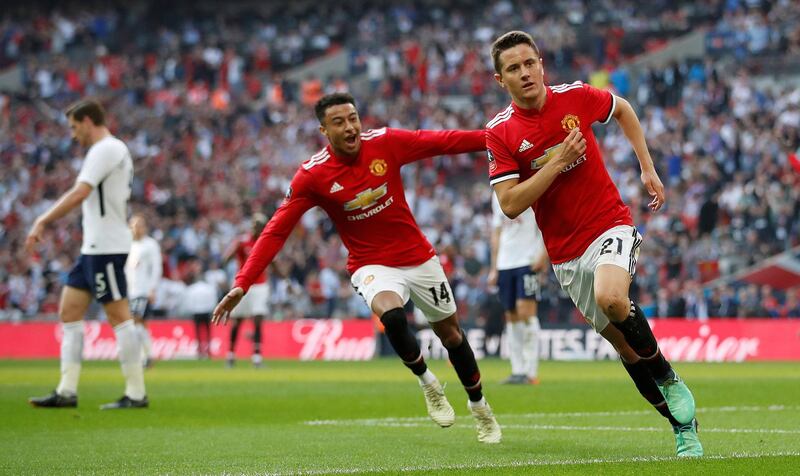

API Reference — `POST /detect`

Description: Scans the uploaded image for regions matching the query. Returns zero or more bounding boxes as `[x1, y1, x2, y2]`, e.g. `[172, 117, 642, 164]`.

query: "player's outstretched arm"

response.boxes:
[611, 96, 665, 212]
[212, 287, 244, 325]
[227, 170, 316, 303]
[25, 183, 92, 253]
[392, 129, 486, 165]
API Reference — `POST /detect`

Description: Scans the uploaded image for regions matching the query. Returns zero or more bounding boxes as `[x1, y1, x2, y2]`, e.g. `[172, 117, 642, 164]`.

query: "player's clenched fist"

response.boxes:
[555, 128, 587, 168]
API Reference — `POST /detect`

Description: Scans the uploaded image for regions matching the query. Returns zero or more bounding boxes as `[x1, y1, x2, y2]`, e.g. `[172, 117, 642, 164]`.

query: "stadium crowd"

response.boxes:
[1, 0, 799, 323]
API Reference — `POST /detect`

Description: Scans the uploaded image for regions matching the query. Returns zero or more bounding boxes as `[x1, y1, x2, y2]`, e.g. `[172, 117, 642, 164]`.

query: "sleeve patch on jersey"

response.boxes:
[487, 149, 497, 172]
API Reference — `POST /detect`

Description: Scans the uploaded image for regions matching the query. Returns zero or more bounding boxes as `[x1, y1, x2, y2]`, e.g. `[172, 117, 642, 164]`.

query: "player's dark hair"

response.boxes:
[314, 93, 357, 124]
[491, 31, 541, 74]
[252, 212, 268, 234]
[65, 99, 106, 126]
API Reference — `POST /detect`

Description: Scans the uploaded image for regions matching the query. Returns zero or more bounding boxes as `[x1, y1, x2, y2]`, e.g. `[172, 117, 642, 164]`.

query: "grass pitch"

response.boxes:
[1, 358, 798, 475]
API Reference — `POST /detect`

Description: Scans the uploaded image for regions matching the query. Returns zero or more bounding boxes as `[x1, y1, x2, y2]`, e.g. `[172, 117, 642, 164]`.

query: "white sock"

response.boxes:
[524, 316, 541, 378]
[507, 321, 525, 375]
[114, 320, 146, 400]
[417, 369, 437, 386]
[468, 396, 487, 408]
[56, 321, 84, 396]
[136, 323, 152, 363]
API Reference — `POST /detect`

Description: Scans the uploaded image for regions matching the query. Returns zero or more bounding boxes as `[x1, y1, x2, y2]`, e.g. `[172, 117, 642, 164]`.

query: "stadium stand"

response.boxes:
[1, 0, 798, 323]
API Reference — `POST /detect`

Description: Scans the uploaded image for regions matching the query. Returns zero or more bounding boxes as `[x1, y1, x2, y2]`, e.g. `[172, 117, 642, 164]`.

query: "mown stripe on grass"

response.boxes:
[304, 404, 799, 426]
[265, 451, 800, 475]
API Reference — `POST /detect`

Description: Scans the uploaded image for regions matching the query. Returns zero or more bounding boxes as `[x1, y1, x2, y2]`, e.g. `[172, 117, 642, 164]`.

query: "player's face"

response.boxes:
[494, 44, 545, 105]
[129, 216, 146, 239]
[68, 116, 91, 147]
[320, 103, 362, 158]
[251, 220, 265, 237]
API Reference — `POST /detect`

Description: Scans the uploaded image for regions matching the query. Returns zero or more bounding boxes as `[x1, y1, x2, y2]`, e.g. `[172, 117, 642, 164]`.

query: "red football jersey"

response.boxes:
[486, 81, 633, 264]
[235, 127, 484, 292]
[234, 236, 267, 285]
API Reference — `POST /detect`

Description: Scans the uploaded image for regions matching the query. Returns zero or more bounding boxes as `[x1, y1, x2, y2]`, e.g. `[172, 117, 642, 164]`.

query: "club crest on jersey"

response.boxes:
[344, 183, 388, 211]
[487, 149, 496, 173]
[561, 114, 580, 132]
[369, 159, 387, 176]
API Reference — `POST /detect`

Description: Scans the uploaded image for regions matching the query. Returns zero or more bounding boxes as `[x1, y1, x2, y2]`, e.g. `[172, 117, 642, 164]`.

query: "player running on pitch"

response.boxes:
[485, 31, 702, 456]
[213, 92, 501, 443]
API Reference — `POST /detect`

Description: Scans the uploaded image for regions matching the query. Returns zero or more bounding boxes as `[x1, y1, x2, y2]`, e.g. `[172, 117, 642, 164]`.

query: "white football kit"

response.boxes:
[491, 194, 544, 271]
[125, 236, 162, 300]
[76, 135, 133, 255]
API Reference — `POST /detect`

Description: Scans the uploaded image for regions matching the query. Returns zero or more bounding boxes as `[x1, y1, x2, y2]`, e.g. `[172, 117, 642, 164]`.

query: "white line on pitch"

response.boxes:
[304, 404, 797, 426]
[492, 424, 800, 435]
[264, 451, 800, 476]
[305, 420, 800, 434]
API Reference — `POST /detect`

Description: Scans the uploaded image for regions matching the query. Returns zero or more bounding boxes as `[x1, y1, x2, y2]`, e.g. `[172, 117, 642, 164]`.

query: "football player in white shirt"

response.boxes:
[25, 99, 148, 409]
[125, 214, 162, 368]
[488, 193, 547, 385]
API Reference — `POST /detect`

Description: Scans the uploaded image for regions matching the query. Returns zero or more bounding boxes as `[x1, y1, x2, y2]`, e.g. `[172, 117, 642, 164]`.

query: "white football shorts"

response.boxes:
[552, 225, 642, 332]
[350, 256, 457, 322]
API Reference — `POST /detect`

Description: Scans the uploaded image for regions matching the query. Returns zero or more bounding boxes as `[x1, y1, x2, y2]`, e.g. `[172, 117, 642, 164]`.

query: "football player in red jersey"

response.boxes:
[486, 31, 702, 456]
[213, 93, 501, 443]
[221, 213, 270, 368]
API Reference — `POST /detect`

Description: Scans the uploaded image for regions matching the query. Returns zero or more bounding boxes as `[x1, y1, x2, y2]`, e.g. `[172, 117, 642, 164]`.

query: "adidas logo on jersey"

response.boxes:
[518, 139, 534, 152]
[329, 182, 344, 193]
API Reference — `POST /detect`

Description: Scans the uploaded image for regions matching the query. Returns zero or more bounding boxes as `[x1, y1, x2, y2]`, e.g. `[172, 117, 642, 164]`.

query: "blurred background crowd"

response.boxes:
[1, 0, 799, 324]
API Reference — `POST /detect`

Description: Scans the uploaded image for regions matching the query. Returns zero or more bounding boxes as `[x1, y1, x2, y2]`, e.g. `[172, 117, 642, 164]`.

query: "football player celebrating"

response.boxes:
[485, 31, 701, 456]
[214, 92, 501, 443]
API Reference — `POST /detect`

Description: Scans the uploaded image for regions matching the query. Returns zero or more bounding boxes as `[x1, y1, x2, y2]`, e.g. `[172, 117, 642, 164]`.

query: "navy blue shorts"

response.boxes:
[65, 254, 128, 303]
[497, 265, 541, 311]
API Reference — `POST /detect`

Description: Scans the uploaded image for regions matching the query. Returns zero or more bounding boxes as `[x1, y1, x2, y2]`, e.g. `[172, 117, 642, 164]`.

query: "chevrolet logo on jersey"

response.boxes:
[531, 143, 564, 169]
[344, 183, 388, 211]
[531, 142, 586, 173]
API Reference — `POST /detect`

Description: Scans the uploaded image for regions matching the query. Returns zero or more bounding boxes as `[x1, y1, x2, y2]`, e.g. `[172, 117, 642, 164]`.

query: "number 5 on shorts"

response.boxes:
[95, 272, 107, 298]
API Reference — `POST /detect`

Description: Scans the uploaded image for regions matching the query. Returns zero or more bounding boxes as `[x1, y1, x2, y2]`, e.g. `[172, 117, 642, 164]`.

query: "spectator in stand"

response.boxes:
[1, 0, 799, 323]
[779, 290, 800, 318]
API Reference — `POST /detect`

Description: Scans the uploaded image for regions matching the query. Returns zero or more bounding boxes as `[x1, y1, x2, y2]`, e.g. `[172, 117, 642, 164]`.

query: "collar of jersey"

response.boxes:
[326, 144, 361, 164]
[511, 86, 552, 117]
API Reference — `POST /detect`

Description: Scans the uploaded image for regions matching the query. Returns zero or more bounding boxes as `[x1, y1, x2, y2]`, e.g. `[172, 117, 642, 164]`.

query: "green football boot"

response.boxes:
[658, 372, 696, 425]
[673, 418, 704, 457]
